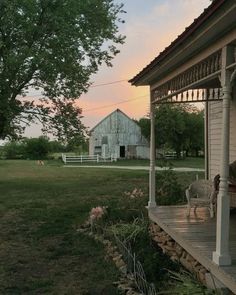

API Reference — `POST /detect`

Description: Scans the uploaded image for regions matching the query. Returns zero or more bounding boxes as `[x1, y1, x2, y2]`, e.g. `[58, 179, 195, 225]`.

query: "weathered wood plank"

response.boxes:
[149, 206, 236, 293]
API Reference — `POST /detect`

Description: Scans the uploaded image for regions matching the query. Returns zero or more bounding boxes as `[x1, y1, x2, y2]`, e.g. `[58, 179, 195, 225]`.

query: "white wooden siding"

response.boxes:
[209, 90, 236, 179]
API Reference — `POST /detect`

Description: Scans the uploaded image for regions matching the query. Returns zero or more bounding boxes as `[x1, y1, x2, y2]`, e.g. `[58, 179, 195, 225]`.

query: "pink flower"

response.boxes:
[124, 188, 145, 199]
[89, 206, 106, 221]
[132, 188, 138, 194]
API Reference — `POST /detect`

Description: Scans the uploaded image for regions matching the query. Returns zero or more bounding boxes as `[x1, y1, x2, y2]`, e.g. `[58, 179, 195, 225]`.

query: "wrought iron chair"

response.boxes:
[186, 179, 216, 218]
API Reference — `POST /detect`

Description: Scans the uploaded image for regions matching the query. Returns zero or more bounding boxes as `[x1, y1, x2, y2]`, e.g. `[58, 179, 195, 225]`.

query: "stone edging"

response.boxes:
[149, 222, 208, 285]
[77, 227, 143, 295]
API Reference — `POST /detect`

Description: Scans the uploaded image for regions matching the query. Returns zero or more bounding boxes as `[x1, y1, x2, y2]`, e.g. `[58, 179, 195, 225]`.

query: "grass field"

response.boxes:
[62, 156, 205, 169]
[0, 160, 205, 294]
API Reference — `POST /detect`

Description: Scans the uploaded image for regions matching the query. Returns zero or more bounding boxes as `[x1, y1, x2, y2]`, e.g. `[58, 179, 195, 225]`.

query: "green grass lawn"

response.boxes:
[63, 157, 205, 169]
[0, 160, 204, 294]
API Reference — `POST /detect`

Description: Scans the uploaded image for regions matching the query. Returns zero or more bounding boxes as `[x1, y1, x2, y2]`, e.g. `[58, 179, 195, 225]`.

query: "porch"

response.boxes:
[130, 0, 236, 269]
[149, 206, 236, 293]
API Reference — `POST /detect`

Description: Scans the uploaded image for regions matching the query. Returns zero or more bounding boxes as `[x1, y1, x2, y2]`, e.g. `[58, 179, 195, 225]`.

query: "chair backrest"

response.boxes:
[188, 179, 213, 199]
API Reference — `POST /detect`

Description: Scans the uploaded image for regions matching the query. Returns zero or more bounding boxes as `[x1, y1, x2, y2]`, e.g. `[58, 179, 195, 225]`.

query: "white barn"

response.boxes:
[89, 109, 149, 159]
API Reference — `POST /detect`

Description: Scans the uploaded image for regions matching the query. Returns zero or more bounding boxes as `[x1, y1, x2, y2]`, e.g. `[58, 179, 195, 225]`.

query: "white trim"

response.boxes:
[212, 46, 233, 266]
[148, 96, 157, 208]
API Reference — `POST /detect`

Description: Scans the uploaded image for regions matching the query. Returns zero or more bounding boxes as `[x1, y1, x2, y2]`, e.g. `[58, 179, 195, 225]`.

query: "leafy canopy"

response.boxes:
[137, 104, 204, 157]
[0, 0, 125, 141]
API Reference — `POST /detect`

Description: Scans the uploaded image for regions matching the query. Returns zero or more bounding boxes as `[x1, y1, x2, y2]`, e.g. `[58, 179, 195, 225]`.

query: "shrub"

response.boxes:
[156, 166, 184, 205]
[24, 136, 51, 160]
[2, 141, 26, 159]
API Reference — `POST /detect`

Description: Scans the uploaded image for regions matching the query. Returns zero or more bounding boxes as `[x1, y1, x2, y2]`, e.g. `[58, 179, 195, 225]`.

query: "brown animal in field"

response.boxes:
[37, 160, 45, 166]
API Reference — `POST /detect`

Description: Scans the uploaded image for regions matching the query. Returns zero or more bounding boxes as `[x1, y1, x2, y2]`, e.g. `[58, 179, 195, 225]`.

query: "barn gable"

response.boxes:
[89, 109, 149, 159]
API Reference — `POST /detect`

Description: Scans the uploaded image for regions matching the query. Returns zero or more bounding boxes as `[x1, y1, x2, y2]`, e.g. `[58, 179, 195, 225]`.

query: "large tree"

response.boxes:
[0, 0, 125, 141]
[155, 104, 186, 157]
[184, 110, 204, 157]
[137, 104, 204, 157]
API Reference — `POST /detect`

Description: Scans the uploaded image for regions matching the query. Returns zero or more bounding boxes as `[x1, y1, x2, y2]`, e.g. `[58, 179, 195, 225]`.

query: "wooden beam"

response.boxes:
[148, 94, 156, 208]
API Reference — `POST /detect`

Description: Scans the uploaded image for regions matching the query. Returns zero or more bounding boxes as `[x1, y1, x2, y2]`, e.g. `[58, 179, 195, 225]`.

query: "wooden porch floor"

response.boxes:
[149, 206, 236, 294]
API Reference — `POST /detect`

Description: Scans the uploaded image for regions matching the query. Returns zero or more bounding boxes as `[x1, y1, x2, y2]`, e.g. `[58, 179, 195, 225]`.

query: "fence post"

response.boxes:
[97, 154, 99, 163]
[62, 154, 66, 164]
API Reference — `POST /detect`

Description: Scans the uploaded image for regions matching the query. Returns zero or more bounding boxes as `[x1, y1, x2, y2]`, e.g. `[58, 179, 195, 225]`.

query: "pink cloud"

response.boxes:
[24, 0, 211, 137]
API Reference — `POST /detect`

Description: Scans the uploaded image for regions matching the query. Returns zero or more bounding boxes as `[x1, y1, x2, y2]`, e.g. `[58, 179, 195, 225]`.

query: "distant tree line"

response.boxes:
[137, 104, 204, 157]
[1, 136, 88, 160]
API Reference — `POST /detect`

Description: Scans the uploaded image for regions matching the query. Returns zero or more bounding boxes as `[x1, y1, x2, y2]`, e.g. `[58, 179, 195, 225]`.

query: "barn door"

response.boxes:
[120, 146, 125, 158]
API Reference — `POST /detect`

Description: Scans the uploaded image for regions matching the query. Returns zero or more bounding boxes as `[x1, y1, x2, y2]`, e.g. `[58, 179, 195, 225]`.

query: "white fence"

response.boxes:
[164, 151, 177, 159]
[61, 154, 117, 164]
[163, 151, 185, 159]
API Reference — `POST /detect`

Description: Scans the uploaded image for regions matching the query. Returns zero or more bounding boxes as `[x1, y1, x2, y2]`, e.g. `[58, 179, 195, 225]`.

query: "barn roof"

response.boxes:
[90, 109, 138, 132]
[129, 0, 226, 85]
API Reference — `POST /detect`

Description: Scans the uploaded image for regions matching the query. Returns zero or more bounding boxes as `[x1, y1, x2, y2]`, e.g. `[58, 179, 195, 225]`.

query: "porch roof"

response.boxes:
[129, 0, 236, 88]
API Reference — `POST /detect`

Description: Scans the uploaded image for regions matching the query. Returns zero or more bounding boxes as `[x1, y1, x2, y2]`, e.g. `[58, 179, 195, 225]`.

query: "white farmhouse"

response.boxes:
[89, 109, 149, 159]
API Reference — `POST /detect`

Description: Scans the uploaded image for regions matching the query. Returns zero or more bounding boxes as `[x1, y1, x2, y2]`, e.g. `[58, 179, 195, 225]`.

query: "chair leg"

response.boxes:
[210, 203, 214, 218]
[186, 205, 191, 217]
[185, 189, 191, 217]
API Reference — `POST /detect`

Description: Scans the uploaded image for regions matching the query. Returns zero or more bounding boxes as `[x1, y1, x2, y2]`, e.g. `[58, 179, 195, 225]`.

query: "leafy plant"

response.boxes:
[108, 217, 147, 243]
[166, 270, 216, 295]
[156, 166, 184, 205]
[108, 218, 179, 289]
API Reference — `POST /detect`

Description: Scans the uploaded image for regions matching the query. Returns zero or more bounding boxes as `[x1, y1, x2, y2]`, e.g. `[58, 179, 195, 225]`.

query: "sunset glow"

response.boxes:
[25, 0, 211, 137]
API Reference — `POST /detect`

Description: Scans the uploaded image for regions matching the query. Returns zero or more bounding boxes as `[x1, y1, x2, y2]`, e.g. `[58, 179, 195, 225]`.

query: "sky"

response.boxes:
[25, 0, 211, 138]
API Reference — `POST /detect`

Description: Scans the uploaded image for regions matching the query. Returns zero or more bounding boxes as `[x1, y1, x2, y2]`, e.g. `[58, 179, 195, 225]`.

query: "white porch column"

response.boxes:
[148, 100, 156, 208]
[213, 46, 233, 266]
[212, 85, 231, 265]
[204, 95, 209, 180]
